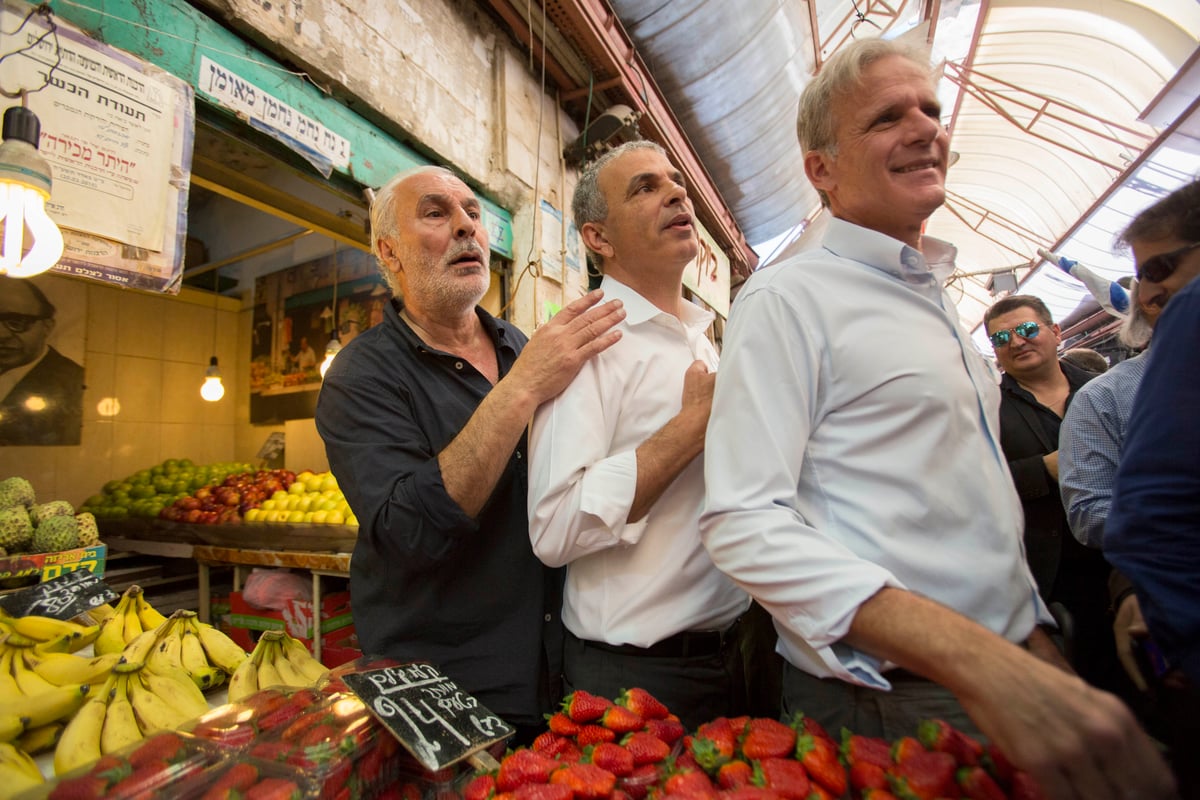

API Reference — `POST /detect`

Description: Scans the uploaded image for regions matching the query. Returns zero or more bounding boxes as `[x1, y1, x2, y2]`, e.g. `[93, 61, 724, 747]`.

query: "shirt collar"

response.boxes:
[389, 298, 514, 354]
[823, 216, 958, 287]
[599, 274, 715, 333]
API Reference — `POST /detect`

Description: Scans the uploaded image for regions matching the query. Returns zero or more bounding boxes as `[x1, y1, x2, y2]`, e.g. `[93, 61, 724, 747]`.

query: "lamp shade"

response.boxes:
[0, 106, 64, 278]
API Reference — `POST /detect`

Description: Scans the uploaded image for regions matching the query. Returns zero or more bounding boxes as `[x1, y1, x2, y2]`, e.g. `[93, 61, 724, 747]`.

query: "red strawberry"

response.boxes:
[619, 763, 663, 800]
[755, 758, 811, 800]
[498, 749, 562, 791]
[558, 743, 584, 763]
[514, 783, 574, 800]
[611, 790, 634, 800]
[49, 775, 112, 800]
[280, 709, 332, 742]
[717, 759, 754, 789]
[862, 791, 901, 800]
[249, 741, 294, 762]
[891, 737, 925, 764]
[794, 733, 846, 797]
[621, 731, 671, 765]
[562, 690, 612, 723]
[200, 763, 261, 799]
[549, 762, 618, 799]
[886, 750, 957, 800]
[244, 777, 306, 800]
[642, 717, 685, 745]
[840, 730, 892, 769]
[663, 768, 718, 799]
[691, 717, 737, 772]
[720, 788, 782, 800]
[577, 724, 618, 746]
[806, 784, 836, 800]
[918, 719, 982, 767]
[674, 748, 701, 773]
[534, 733, 578, 760]
[588, 742, 635, 777]
[740, 718, 797, 760]
[982, 744, 1016, 784]
[789, 712, 833, 743]
[1009, 772, 1049, 800]
[548, 712, 582, 736]
[600, 705, 644, 734]
[616, 688, 669, 720]
[849, 761, 889, 792]
[128, 732, 187, 767]
[957, 765, 1006, 800]
[464, 774, 497, 800]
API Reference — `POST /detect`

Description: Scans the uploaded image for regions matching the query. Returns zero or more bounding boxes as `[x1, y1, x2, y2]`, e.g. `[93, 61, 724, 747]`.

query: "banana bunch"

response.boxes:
[0, 611, 100, 654]
[138, 609, 247, 690]
[0, 631, 110, 749]
[53, 633, 209, 776]
[0, 742, 44, 795]
[93, 585, 168, 656]
[227, 630, 329, 702]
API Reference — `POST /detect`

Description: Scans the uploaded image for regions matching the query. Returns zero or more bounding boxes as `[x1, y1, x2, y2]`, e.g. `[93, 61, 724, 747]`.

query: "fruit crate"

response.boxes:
[0, 544, 107, 590]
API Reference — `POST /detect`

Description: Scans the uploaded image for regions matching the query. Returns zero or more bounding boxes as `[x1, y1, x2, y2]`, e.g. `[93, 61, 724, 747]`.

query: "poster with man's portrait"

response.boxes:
[0, 274, 87, 447]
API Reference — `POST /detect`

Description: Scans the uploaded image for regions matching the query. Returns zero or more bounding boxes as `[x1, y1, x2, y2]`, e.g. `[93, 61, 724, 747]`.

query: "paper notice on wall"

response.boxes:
[0, 5, 181, 252]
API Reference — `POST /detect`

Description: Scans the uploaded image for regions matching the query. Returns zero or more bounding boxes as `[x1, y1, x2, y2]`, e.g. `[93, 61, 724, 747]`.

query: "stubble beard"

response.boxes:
[401, 242, 491, 315]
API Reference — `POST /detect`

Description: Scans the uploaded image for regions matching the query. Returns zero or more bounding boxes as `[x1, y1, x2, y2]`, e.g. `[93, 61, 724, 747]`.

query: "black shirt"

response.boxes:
[315, 298, 563, 727]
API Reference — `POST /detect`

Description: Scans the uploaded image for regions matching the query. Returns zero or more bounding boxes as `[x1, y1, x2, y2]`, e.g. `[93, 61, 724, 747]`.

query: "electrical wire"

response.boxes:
[0, 4, 62, 98]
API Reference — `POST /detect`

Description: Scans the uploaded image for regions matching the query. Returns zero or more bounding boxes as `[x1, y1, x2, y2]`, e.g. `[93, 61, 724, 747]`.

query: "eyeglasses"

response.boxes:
[988, 320, 1040, 348]
[1136, 241, 1200, 283]
[0, 314, 50, 334]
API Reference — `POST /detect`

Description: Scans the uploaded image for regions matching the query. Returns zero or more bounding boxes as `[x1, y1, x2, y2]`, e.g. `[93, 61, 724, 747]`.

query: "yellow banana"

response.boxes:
[53, 696, 106, 775]
[139, 668, 208, 720]
[193, 621, 249, 674]
[145, 620, 183, 674]
[16, 721, 64, 754]
[127, 672, 189, 733]
[32, 628, 93, 655]
[101, 674, 143, 754]
[118, 630, 158, 671]
[0, 649, 22, 697]
[122, 604, 144, 645]
[82, 603, 116, 625]
[0, 683, 90, 730]
[25, 651, 120, 686]
[0, 742, 44, 793]
[135, 593, 169, 632]
[226, 657, 259, 703]
[281, 635, 330, 684]
[179, 629, 211, 683]
[0, 715, 23, 744]
[93, 594, 131, 656]
[254, 640, 284, 691]
[268, 642, 309, 688]
[10, 615, 90, 642]
[12, 651, 59, 696]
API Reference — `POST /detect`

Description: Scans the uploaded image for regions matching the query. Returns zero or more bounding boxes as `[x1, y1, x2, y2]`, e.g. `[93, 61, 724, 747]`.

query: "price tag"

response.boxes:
[0, 571, 118, 620]
[341, 662, 514, 772]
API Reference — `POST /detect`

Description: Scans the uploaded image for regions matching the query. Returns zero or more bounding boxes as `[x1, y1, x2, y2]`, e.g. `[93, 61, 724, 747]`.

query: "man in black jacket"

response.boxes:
[984, 294, 1124, 697]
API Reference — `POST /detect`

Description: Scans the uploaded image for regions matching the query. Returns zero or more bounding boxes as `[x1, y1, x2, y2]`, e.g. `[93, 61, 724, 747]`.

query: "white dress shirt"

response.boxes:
[528, 275, 748, 647]
[701, 217, 1046, 688]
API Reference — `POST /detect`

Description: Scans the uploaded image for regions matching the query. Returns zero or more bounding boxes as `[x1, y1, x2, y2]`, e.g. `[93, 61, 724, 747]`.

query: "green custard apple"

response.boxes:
[31, 514, 80, 554]
[0, 476, 35, 510]
[0, 506, 34, 552]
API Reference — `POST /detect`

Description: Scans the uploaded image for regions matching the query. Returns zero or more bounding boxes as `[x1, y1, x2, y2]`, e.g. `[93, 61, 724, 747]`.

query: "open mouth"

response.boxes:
[665, 213, 693, 231]
[448, 249, 483, 268]
[893, 160, 940, 174]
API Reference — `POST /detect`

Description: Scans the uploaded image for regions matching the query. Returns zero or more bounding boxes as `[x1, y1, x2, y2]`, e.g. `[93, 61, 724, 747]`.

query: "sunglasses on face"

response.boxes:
[1137, 241, 1200, 283]
[989, 320, 1040, 348]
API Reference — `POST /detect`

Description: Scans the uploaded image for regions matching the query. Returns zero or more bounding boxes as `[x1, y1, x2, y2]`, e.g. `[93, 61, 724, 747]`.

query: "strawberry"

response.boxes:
[754, 758, 811, 800]
[691, 717, 737, 772]
[534, 733, 578, 760]
[957, 765, 1006, 800]
[563, 690, 612, 723]
[886, 750, 957, 800]
[558, 743, 584, 763]
[249, 741, 294, 762]
[862, 791, 901, 800]
[200, 763, 262, 799]
[498, 749, 562, 791]
[717, 759, 754, 789]
[840, 730, 892, 769]
[128, 732, 187, 767]
[721, 788, 783, 800]
[588, 742, 635, 777]
[806, 784, 836, 800]
[621, 731, 671, 765]
[795, 733, 846, 797]
[663, 768, 718, 799]
[616, 688, 669, 720]
[643, 717, 685, 745]
[789, 712, 833, 744]
[464, 774, 498, 800]
[740, 718, 797, 760]
[514, 783, 574, 800]
[674, 748, 701, 773]
[600, 705, 645, 734]
[549, 762, 618, 799]
[917, 719, 982, 767]
[611, 790, 634, 800]
[890, 737, 925, 764]
[1009, 772, 1049, 800]
[244, 777, 306, 800]
[48, 775, 112, 800]
[548, 712, 583, 736]
[577, 724, 618, 746]
[982, 744, 1016, 784]
[619, 763, 663, 800]
[849, 761, 889, 792]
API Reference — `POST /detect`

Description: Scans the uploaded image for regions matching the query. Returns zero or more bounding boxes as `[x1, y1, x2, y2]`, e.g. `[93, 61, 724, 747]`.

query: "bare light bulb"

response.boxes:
[320, 337, 342, 378]
[0, 107, 64, 278]
[201, 356, 225, 401]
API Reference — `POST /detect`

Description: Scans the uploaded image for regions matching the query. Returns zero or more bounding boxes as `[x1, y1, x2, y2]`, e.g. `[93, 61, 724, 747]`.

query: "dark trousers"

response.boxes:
[780, 660, 982, 741]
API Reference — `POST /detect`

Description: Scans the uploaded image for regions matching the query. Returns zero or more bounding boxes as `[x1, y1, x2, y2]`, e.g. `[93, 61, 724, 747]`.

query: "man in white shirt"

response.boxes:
[528, 141, 750, 728]
[701, 37, 1173, 797]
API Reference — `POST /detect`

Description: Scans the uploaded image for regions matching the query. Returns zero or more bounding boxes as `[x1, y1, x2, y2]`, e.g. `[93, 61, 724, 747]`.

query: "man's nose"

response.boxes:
[451, 206, 476, 238]
[905, 109, 943, 144]
[665, 181, 687, 206]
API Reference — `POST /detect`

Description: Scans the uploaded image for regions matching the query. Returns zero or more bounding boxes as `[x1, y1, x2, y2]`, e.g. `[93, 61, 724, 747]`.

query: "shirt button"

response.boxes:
[544, 614, 552, 622]
[516, 452, 522, 459]
[455, 361, 463, 370]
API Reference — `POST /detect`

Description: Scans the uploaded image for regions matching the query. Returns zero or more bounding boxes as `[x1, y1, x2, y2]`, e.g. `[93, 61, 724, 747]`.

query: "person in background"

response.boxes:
[315, 165, 624, 742]
[0, 276, 84, 447]
[295, 337, 317, 370]
[1105, 178, 1200, 795]
[701, 36, 1174, 798]
[527, 141, 751, 730]
[984, 295, 1121, 695]
[1061, 347, 1109, 374]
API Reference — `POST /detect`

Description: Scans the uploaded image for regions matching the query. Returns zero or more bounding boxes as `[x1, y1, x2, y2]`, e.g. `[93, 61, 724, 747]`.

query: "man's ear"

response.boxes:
[376, 238, 402, 275]
[803, 150, 835, 196]
[581, 221, 614, 261]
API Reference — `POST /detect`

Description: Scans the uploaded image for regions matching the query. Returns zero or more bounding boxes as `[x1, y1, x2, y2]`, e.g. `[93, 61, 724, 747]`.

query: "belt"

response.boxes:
[571, 623, 737, 659]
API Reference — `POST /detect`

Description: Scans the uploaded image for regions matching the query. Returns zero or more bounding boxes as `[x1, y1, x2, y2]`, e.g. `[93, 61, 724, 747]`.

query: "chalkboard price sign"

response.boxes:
[341, 662, 514, 772]
[0, 570, 118, 620]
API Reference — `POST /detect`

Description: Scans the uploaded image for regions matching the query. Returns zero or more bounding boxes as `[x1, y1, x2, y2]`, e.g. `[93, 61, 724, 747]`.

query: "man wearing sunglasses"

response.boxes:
[0, 276, 84, 447]
[984, 295, 1125, 703]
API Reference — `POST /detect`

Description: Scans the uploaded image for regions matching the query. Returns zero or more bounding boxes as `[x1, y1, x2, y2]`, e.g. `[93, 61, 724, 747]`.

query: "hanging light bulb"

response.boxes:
[320, 243, 341, 378]
[201, 356, 225, 401]
[319, 336, 341, 377]
[0, 105, 64, 278]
